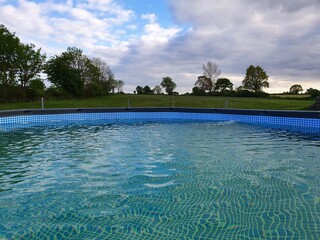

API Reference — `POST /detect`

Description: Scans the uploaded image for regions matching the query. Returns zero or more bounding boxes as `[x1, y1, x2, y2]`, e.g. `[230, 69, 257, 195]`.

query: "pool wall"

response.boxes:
[1, 108, 320, 133]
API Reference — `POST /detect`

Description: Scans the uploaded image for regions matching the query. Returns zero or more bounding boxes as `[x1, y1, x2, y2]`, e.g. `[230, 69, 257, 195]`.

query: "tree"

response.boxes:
[289, 84, 303, 94]
[242, 65, 269, 93]
[161, 77, 176, 95]
[236, 86, 245, 91]
[45, 47, 99, 97]
[27, 79, 45, 99]
[115, 80, 125, 93]
[0, 24, 20, 85]
[306, 88, 320, 99]
[136, 86, 144, 94]
[0, 25, 45, 87]
[16, 43, 46, 87]
[108, 78, 118, 93]
[192, 86, 206, 96]
[194, 75, 211, 92]
[91, 57, 114, 93]
[202, 61, 221, 92]
[214, 78, 233, 92]
[143, 85, 153, 94]
[153, 85, 162, 94]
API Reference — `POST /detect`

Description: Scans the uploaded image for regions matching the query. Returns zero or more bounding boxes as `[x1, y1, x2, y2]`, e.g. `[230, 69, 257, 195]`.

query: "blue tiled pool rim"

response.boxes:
[1, 108, 320, 133]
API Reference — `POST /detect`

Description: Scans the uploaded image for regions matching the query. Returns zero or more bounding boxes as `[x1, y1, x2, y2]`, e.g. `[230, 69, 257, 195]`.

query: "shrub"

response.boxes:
[0, 84, 27, 102]
[84, 83, 103, 97]
[45, 86, 72, 99]
[27, 79, 45, 100]
[192, 87, 206, 96]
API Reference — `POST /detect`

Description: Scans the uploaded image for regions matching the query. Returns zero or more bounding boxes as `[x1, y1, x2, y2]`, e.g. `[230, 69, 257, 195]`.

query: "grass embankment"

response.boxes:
[0, 94, 315, 111]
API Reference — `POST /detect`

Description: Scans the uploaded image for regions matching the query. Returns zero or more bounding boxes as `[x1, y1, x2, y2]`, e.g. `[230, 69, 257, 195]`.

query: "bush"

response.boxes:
[45, 86, 72, 99]
[306, 88, 320, 99]
[0, 84, 27, 102]
[230, 90, 269, 98]
[192, 87, 206, 96]
[27, 79, 45, 100]
[84, 83, 103, 97]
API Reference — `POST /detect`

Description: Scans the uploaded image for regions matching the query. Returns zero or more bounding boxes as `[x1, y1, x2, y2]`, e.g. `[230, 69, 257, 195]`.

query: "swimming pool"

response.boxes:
[0, 109, 320, 239]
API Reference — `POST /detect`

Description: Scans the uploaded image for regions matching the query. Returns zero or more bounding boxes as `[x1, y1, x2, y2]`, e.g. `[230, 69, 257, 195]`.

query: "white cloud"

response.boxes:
[0, 0, 52, 40]
[77, 0, 134, 25]
[115, 0, 320, 93]
[126, 24, 137, 30]
[0, 0, 319, 94]
[0, 0, 134, 52]
[141, 22, 181, 46]
[163, 0, 320, 92]
[141, 13, 157, 23]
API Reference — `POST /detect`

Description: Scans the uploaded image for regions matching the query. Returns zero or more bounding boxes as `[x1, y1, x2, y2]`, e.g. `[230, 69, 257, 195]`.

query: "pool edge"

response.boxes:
[1, 107, 320, 119]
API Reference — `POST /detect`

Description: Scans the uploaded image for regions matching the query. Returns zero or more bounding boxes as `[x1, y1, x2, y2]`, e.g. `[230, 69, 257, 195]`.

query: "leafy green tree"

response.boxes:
[143, 85, 152, 94]
[0, 25, 45, 88]
[45, 47, 99, 97]
[0, 24, 20, 85]
[242, 65, 269, 93]
[16, 43, 46, 87]
[194, 75, 211, 92]
[214, 78, 233, 92]
[161, 77, 176, 95]
[27, 79, 45, 99]
[45, 52, 82, 97]
[136, 86, 144, 94]
[192, 86, 206, 96]
[289, 84, 303, 94]
[306, 88, 320, 99]
[202, 61, 220, 92]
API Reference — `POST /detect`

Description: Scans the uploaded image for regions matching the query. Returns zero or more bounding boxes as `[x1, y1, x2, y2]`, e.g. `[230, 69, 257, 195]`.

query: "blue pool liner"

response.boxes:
[0, 108, 320, 133]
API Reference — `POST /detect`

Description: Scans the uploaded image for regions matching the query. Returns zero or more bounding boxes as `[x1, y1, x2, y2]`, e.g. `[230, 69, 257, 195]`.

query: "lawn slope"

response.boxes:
[0, 94, 314, 111]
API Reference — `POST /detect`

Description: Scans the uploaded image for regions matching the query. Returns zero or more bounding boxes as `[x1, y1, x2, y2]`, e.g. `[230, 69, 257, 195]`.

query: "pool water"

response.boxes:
[0, 121, 319, 239]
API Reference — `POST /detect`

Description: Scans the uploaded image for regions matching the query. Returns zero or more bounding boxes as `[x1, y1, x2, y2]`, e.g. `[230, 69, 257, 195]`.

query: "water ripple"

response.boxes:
[0, 121, 319, 239]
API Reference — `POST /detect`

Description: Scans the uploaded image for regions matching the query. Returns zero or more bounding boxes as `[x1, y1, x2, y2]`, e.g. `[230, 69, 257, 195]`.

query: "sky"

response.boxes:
[0, 0, 319, 94]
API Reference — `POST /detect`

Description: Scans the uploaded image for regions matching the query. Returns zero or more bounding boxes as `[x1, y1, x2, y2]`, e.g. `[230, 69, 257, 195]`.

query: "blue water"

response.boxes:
[0, 121, 319, 239]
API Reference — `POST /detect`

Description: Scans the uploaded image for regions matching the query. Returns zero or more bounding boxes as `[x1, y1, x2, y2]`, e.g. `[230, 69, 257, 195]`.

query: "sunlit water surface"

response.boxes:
[0, 121, 320, 239]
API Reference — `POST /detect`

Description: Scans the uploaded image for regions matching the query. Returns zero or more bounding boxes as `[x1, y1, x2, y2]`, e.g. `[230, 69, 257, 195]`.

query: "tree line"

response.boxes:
[134, 62, 271, 98]
[135, 76, 178, 95]
[137, 61, 319, 99]
[1, 24, 319, 103]
[191, 62, 270, 97]
[0, 24, 122, 102]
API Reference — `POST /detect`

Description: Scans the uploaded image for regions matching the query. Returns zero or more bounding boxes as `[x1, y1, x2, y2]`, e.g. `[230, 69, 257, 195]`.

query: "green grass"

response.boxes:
[0, 94, 315, 111]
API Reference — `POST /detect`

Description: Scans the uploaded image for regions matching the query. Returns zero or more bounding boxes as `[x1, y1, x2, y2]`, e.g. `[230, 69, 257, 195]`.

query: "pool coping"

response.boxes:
[0, 107, 320, 119]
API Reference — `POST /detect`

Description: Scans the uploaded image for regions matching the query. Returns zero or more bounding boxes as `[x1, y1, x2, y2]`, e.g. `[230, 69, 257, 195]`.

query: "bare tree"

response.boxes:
[91, 57, 114, 82]
[202, 61, 221, 92]
[91, 57, 116, 93]
[115, 80, 125, 93]
[153, 85, 162, 94]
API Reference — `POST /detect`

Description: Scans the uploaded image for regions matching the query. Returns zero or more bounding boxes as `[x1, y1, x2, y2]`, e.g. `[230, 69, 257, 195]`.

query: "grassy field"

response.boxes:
[0, 94, 315, 111]
[0, 94, 314, 110]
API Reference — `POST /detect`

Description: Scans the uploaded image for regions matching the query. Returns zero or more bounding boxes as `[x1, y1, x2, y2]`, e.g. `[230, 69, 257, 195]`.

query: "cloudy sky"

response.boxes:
[1, 0, 319, 93]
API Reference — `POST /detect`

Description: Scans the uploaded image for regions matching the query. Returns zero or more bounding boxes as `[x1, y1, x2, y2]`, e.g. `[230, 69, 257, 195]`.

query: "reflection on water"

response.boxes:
[0, 121, 319, 239]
